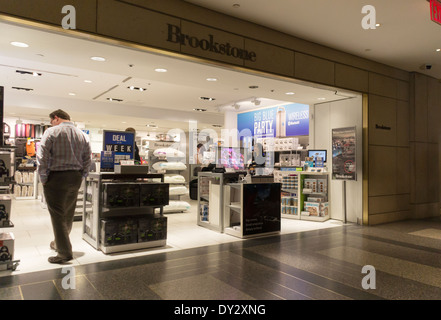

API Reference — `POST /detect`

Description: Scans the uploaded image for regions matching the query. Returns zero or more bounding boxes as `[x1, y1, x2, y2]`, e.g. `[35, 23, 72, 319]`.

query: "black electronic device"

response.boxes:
[140, 183, 169, 207]
[307, 149, 327, 162]
[103, 183, 140, 208]
[0, 246, 11, 262]
[0, 159, 9, 178]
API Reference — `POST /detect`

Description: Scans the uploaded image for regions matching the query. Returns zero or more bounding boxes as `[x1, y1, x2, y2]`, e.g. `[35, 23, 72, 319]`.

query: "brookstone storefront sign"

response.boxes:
[166, 24, 257, 62]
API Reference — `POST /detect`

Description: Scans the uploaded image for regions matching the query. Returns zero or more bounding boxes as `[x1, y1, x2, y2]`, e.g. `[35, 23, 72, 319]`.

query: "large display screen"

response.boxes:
[308, 150, 327, 162]
[237, 103, 309, 139]
[216, 147, 245, 170]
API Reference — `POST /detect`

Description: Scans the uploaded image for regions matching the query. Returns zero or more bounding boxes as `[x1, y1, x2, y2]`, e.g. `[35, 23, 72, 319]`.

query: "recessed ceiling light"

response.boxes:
[10, 41, 29, 48]
[317, 97, 326, 100]
[436, 49, 441, 52]
[84, 80, 92, 83]
[206, 77, 218, 82]
[193, 108, 207, 112]
[91, 56, 106, 62]
[285, 92, 295, 95]
[155, 68, 167, 72]
[376, 23, 381, 27]
[146, 124, 157, 128]
[199, 96, 216, 101]
[127, 86, 146, 91]
[107, 98, 123, 102]
[69, 92, 76, 96]
[16, 70, 41, 76]
[12, 86, 33, 91]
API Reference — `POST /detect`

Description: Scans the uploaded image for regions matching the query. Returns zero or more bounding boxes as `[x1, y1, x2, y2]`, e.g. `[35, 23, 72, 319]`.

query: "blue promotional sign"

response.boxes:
[237, 103, 309, 138]
[102, 130, 135, 163]
[100, 151, 115, 172]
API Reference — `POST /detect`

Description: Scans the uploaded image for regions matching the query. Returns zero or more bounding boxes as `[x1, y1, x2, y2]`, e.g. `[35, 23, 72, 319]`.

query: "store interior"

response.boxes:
[0, 20, 363, 275]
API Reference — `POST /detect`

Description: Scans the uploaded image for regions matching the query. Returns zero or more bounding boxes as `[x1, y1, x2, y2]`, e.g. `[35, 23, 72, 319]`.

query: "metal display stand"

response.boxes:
[197, 172, 224, 233]
[82, 172, 168, 254]
[0, 148, 20, 271]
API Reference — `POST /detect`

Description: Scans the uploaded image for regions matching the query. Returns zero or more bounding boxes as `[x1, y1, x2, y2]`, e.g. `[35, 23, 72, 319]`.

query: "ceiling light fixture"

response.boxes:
[10, 41, 29, 48]
[252, 98, 261, 106]
[193, 108, 207, 112]
[12, 86, 33, 91]
[285, 92, 295, 95]
[69, 92, 76, 96]
[199, 96, 216, 101]
[317, 97, 326, 100]
[436, 49, 441, 52]
[127, 86, 146, 91]
[84, 80, 92, 83]
[206, 77, 218, 82]
[107, 98, 123, 102]
[91, 56, 106, 62]
[212, 124, 222, 128]
[155, 68, 167, 72]
[16, 70, 41, 76]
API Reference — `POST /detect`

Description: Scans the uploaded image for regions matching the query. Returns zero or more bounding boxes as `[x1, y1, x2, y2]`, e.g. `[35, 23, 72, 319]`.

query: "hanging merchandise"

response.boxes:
[26, 138, 36, 157]
[34, 125, 43, 139]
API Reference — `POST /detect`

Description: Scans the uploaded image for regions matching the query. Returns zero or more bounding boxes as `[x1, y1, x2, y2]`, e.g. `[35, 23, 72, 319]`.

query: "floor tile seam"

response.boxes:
[211, 266, 313, 300]
[317, 245, 441, 289]
[208, 269, 286, 300]
[239, 249, 383, 300]
[346, 230, 441, 255]
[84, 263, 221, 281]
[340, 238, 441, 269]
[78, 274, 107, 300]
[76, 255, 227, 280]
[220, 253, 354, 300]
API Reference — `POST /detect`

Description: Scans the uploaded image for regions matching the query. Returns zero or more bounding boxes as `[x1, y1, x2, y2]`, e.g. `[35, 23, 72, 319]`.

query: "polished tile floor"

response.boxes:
[1, 197, 441, 301]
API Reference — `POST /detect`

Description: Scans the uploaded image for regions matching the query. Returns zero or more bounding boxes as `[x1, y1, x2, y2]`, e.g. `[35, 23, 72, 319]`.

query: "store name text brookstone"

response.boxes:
[166, 24, 257, 62]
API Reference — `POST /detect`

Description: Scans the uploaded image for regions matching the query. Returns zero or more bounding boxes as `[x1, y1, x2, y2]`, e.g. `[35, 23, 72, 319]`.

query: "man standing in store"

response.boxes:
[37, 109, 92, 264]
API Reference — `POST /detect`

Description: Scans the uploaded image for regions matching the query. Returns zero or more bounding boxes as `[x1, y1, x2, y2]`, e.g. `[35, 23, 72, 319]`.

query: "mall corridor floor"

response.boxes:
[1, 217, 441, 301]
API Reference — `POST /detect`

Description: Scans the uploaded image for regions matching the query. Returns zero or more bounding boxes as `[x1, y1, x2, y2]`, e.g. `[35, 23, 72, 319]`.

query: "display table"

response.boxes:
[82, 172, 168, 254]
[224, 182, 281, 238]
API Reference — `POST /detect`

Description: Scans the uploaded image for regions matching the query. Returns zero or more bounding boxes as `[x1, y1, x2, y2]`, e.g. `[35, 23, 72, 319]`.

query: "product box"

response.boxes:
[101, 218, 138, 247]
[320, 202, 329, 216]
[0, 195, 11, 226]
[0, 152, 11, 183]
[140, 183, 169, 207]
[102, 183, 140, 208]
[304, 179, 317, 192]
[0, 233, 14, 267]
[138, 216, 167, 242]
[304, 201, 320, 216]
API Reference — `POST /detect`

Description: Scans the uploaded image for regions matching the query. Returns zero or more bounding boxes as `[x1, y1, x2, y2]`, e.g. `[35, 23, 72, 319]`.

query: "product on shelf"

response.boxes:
[140, 183, 169, 206]
[103, 183, 140, 208]
[100, 218, 138, 247]
[304, 201, 320, 216]
[162, 200, 191, 213]
[152, 161, 187, 171]
[138, 216, 167, 242]
[0, 233, 14, 265]
[164, 174, 186, 183]
[153, 148, 185, 159]
[169, 186, 188, 196]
